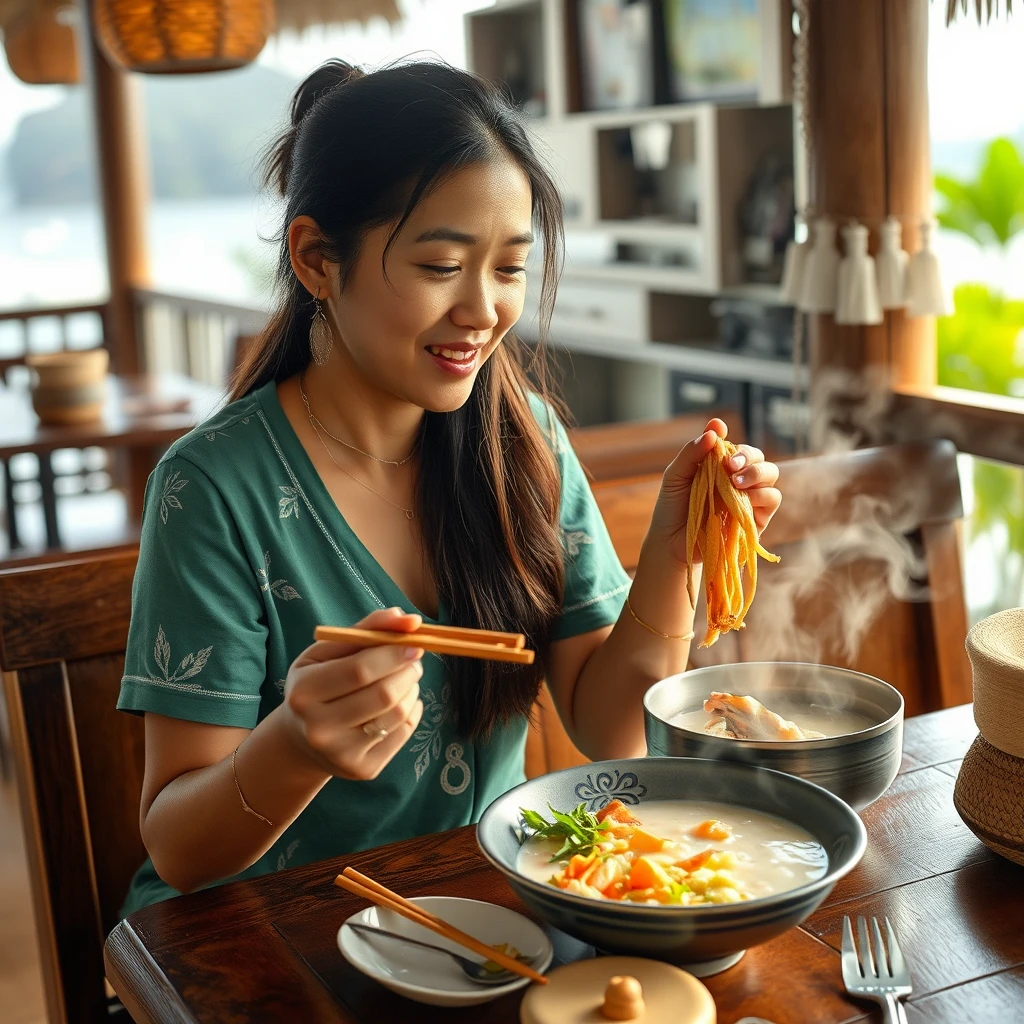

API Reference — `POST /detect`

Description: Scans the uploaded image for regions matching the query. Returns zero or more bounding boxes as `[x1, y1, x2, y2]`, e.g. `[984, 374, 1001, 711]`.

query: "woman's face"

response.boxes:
[328, 157, 534, 413]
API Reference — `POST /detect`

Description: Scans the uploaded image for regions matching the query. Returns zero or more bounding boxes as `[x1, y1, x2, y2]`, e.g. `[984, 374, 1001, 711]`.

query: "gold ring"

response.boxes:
[362, 719, 389, 740]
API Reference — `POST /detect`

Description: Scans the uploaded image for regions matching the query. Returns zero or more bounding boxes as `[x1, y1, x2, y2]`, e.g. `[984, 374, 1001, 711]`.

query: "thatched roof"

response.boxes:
[275, 0, 401, 33]
[944, 0, 1013, 22]
[0, 0, 402, 34]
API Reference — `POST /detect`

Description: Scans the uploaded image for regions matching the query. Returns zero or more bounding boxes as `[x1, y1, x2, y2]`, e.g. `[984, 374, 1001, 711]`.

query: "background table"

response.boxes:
[0, 374, 222, 551]
[105, 704, 1024, 1023]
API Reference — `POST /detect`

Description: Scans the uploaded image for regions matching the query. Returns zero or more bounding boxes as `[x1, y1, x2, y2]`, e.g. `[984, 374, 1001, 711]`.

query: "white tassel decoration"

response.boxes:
[798, 217, 840, 314]
[876, 216, 909, 310]
[780, 218, 812, 305]
[835, 221, 882, 325]
[905, 220, 953, 317]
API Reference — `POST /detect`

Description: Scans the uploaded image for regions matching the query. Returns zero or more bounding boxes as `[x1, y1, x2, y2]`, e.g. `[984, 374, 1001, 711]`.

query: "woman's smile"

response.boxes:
[425, 343, 483, 376]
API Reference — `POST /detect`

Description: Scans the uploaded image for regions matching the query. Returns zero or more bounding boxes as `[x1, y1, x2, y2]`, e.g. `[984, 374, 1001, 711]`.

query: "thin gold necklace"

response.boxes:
[306, 414, 415, 520]
[299, 374, 417, 468]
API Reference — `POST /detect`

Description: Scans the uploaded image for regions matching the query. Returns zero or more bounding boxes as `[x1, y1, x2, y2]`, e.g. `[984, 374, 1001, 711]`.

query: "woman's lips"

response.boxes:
[425, 344, 480, 377]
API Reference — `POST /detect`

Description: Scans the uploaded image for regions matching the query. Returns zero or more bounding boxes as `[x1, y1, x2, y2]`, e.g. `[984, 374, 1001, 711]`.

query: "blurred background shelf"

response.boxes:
[541, 334, 805, 389]
[468, 0, 802, 446]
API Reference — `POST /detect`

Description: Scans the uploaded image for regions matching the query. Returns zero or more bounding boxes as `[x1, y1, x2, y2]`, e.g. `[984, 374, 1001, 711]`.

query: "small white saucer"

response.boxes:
[337, 895, 554, 1007]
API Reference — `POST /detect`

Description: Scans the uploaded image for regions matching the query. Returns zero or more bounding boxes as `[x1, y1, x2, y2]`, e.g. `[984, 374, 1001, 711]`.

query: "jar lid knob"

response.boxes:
[601, 975, 645, 1020]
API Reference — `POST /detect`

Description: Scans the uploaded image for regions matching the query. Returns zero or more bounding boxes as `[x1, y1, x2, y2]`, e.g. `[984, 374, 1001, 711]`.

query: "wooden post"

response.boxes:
[79, 0, 150, 374]
[883, 0, 935, 391]
[805, 0, 935, 442]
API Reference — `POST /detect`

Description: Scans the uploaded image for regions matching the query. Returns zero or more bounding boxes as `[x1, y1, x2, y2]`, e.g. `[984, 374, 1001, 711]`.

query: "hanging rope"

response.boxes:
[790, 0, 811, 451]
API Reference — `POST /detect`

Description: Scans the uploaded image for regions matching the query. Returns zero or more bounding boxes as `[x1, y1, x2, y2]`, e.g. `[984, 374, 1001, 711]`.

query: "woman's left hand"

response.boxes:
[648, 418, 782, 567]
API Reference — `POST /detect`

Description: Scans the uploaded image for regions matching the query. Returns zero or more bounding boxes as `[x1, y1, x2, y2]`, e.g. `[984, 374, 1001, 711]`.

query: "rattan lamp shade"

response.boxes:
[94, 0, 275, 73]
[3, 2, 80, 84]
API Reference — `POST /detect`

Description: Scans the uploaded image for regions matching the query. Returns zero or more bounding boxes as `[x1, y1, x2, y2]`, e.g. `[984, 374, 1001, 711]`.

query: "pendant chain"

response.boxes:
[299, 376, 415, 520]
[299, 374, 417, 467]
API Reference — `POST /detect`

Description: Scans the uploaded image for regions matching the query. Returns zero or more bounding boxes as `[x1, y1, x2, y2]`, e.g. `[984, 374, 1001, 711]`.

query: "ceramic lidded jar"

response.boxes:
[519, 956, 716, 1024]
[26, 348, 109, 425]
[953, 608, 1024, 865]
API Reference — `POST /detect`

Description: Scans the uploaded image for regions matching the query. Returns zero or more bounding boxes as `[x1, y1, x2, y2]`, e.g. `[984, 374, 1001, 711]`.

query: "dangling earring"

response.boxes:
[309, 290, 333, 366]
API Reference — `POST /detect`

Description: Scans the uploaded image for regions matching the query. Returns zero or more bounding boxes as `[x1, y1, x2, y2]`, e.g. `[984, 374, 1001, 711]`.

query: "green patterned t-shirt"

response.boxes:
[116, 381, 630, 916]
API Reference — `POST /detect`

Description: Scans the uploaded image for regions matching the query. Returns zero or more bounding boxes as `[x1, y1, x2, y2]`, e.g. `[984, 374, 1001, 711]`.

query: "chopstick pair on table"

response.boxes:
[314, 622, 535, 665]
[334, 868, 547, 984]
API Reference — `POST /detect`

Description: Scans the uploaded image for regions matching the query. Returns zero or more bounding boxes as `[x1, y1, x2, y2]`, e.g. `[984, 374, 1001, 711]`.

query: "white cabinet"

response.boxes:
[466, 0, 795, 299]
[530, 118, 596, 224]
[468, 0, 801, 406]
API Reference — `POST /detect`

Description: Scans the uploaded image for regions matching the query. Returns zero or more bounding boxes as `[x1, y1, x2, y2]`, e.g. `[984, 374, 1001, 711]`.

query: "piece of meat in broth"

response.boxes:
[703, 692, 823, 741]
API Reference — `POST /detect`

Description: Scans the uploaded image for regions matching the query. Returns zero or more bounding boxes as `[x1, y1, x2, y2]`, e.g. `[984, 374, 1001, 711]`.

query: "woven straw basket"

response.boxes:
[953, 608, 1024, 866]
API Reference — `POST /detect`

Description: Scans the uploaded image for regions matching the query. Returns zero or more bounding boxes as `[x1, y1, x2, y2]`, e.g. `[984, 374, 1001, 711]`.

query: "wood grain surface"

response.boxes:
[103, 705, 1024, 1024]
[0, 549, 138, 669]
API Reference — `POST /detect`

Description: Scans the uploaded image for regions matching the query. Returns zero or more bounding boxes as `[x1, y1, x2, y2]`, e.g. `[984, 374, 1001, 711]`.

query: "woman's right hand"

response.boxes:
[281, 607, 425, 781]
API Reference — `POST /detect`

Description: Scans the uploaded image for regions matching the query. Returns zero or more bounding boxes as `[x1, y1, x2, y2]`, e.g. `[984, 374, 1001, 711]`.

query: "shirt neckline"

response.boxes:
[253, 380, 442, 624]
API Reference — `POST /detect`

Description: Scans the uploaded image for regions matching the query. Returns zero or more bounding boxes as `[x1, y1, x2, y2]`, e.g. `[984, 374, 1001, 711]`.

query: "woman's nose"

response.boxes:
[450, 278, 500, 332]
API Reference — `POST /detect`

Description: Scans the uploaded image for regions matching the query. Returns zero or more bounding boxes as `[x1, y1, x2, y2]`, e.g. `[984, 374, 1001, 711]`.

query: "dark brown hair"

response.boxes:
[233, 60, 567, 739]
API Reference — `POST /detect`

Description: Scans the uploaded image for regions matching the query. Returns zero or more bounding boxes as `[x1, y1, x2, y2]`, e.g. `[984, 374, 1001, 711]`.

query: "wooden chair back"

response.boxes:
[1, 540, 140, 571]
[0, 549, 143, 1024]
[568, 410, 743, 482]
[526, 440, 971, 777]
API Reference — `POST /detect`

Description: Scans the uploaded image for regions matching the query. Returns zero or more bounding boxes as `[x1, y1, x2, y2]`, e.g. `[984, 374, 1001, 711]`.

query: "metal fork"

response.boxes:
[841, 915, 913, 1024]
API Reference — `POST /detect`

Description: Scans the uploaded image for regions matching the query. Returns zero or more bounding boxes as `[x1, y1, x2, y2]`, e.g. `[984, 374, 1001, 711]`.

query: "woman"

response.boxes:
[117, 60, 782, 914]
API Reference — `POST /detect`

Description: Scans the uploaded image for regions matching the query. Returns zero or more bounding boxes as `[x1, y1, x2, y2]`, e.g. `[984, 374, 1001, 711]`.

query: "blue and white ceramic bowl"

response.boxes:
[477, 757, 866, 975]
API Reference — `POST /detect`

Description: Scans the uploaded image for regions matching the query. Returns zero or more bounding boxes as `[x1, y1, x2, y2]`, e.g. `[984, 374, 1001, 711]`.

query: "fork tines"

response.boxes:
[841, 914, 910, 987]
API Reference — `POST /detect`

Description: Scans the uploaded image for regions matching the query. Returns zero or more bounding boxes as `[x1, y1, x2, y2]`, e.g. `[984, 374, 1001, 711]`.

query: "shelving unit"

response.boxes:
[466, 0, 548, 117]
[465, 0, 804, 447]
[539, 332, 807, 390]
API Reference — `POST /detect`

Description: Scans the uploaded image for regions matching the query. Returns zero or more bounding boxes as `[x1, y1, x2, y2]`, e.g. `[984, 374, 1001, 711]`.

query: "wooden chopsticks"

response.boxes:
[335, 867, 547, 984]
[401, 623, 525, 648]
[314, 623, 535, 665]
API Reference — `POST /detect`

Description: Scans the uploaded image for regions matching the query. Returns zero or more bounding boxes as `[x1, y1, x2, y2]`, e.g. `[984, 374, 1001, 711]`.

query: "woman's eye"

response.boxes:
[421, 264, 459, 275]
[499, 266, 527, 276]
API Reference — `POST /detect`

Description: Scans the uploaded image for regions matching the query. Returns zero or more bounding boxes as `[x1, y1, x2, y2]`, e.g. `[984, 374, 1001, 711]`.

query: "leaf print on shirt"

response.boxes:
[122, 625, 214, 692]
[159, 470, 189, 524]
[257, 551, 302, 602]
[205, 430, 230, 442]
[276, 839, 301, 871]
[278, 485, 300, 519]
[564, 530, 594, 558]
[410, 682, 450, 781]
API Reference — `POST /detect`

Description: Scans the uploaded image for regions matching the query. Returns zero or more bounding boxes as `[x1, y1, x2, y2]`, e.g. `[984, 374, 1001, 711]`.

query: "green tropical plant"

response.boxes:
[935, 137, 1024, 250]
[937, 284, 1024, 394]
[934, 137, 1024, 620]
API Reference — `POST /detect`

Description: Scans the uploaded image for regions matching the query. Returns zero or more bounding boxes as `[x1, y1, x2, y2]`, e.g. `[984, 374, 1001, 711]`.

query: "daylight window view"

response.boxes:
[929, 8, 1024, 622]
[2, 1, 1023, 619]
[0, 2, 484, 310]
[1, 3, 1023, 1023]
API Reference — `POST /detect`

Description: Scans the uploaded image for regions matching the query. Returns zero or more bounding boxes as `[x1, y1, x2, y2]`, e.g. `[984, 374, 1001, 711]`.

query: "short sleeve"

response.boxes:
[545, 413, 632, 641]
[117, 454, 269, 728]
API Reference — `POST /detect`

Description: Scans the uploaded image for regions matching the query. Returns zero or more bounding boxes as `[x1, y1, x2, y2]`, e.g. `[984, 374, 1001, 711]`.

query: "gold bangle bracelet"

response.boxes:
[231, 747, 276, 828]
[626, 594, 695, 642]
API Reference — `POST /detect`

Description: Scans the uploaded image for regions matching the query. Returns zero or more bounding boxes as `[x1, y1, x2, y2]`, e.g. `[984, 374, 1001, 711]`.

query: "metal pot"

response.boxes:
[644, 662, 904, 811]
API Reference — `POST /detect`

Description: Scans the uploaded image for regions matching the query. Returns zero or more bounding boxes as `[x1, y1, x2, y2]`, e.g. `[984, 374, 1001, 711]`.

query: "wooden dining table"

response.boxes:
[104, 703, 1024, 1023]
[0, 372, 223, 551]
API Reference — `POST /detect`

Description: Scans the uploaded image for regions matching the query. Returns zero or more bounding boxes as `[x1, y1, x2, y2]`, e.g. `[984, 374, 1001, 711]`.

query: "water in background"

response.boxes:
[0, 192, 1010, 620]
[0, 193, 279, 312]
[4, 190, 1020, 316]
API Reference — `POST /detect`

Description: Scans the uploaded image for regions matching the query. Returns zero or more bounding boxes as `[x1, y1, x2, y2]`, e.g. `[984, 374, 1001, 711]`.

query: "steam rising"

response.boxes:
[690, 366, 956, 671]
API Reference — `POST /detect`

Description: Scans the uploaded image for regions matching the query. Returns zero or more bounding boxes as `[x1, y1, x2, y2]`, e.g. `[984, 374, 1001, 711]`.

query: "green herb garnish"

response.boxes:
[519, 803, 611, 862]
[668, 881, 691, 903]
